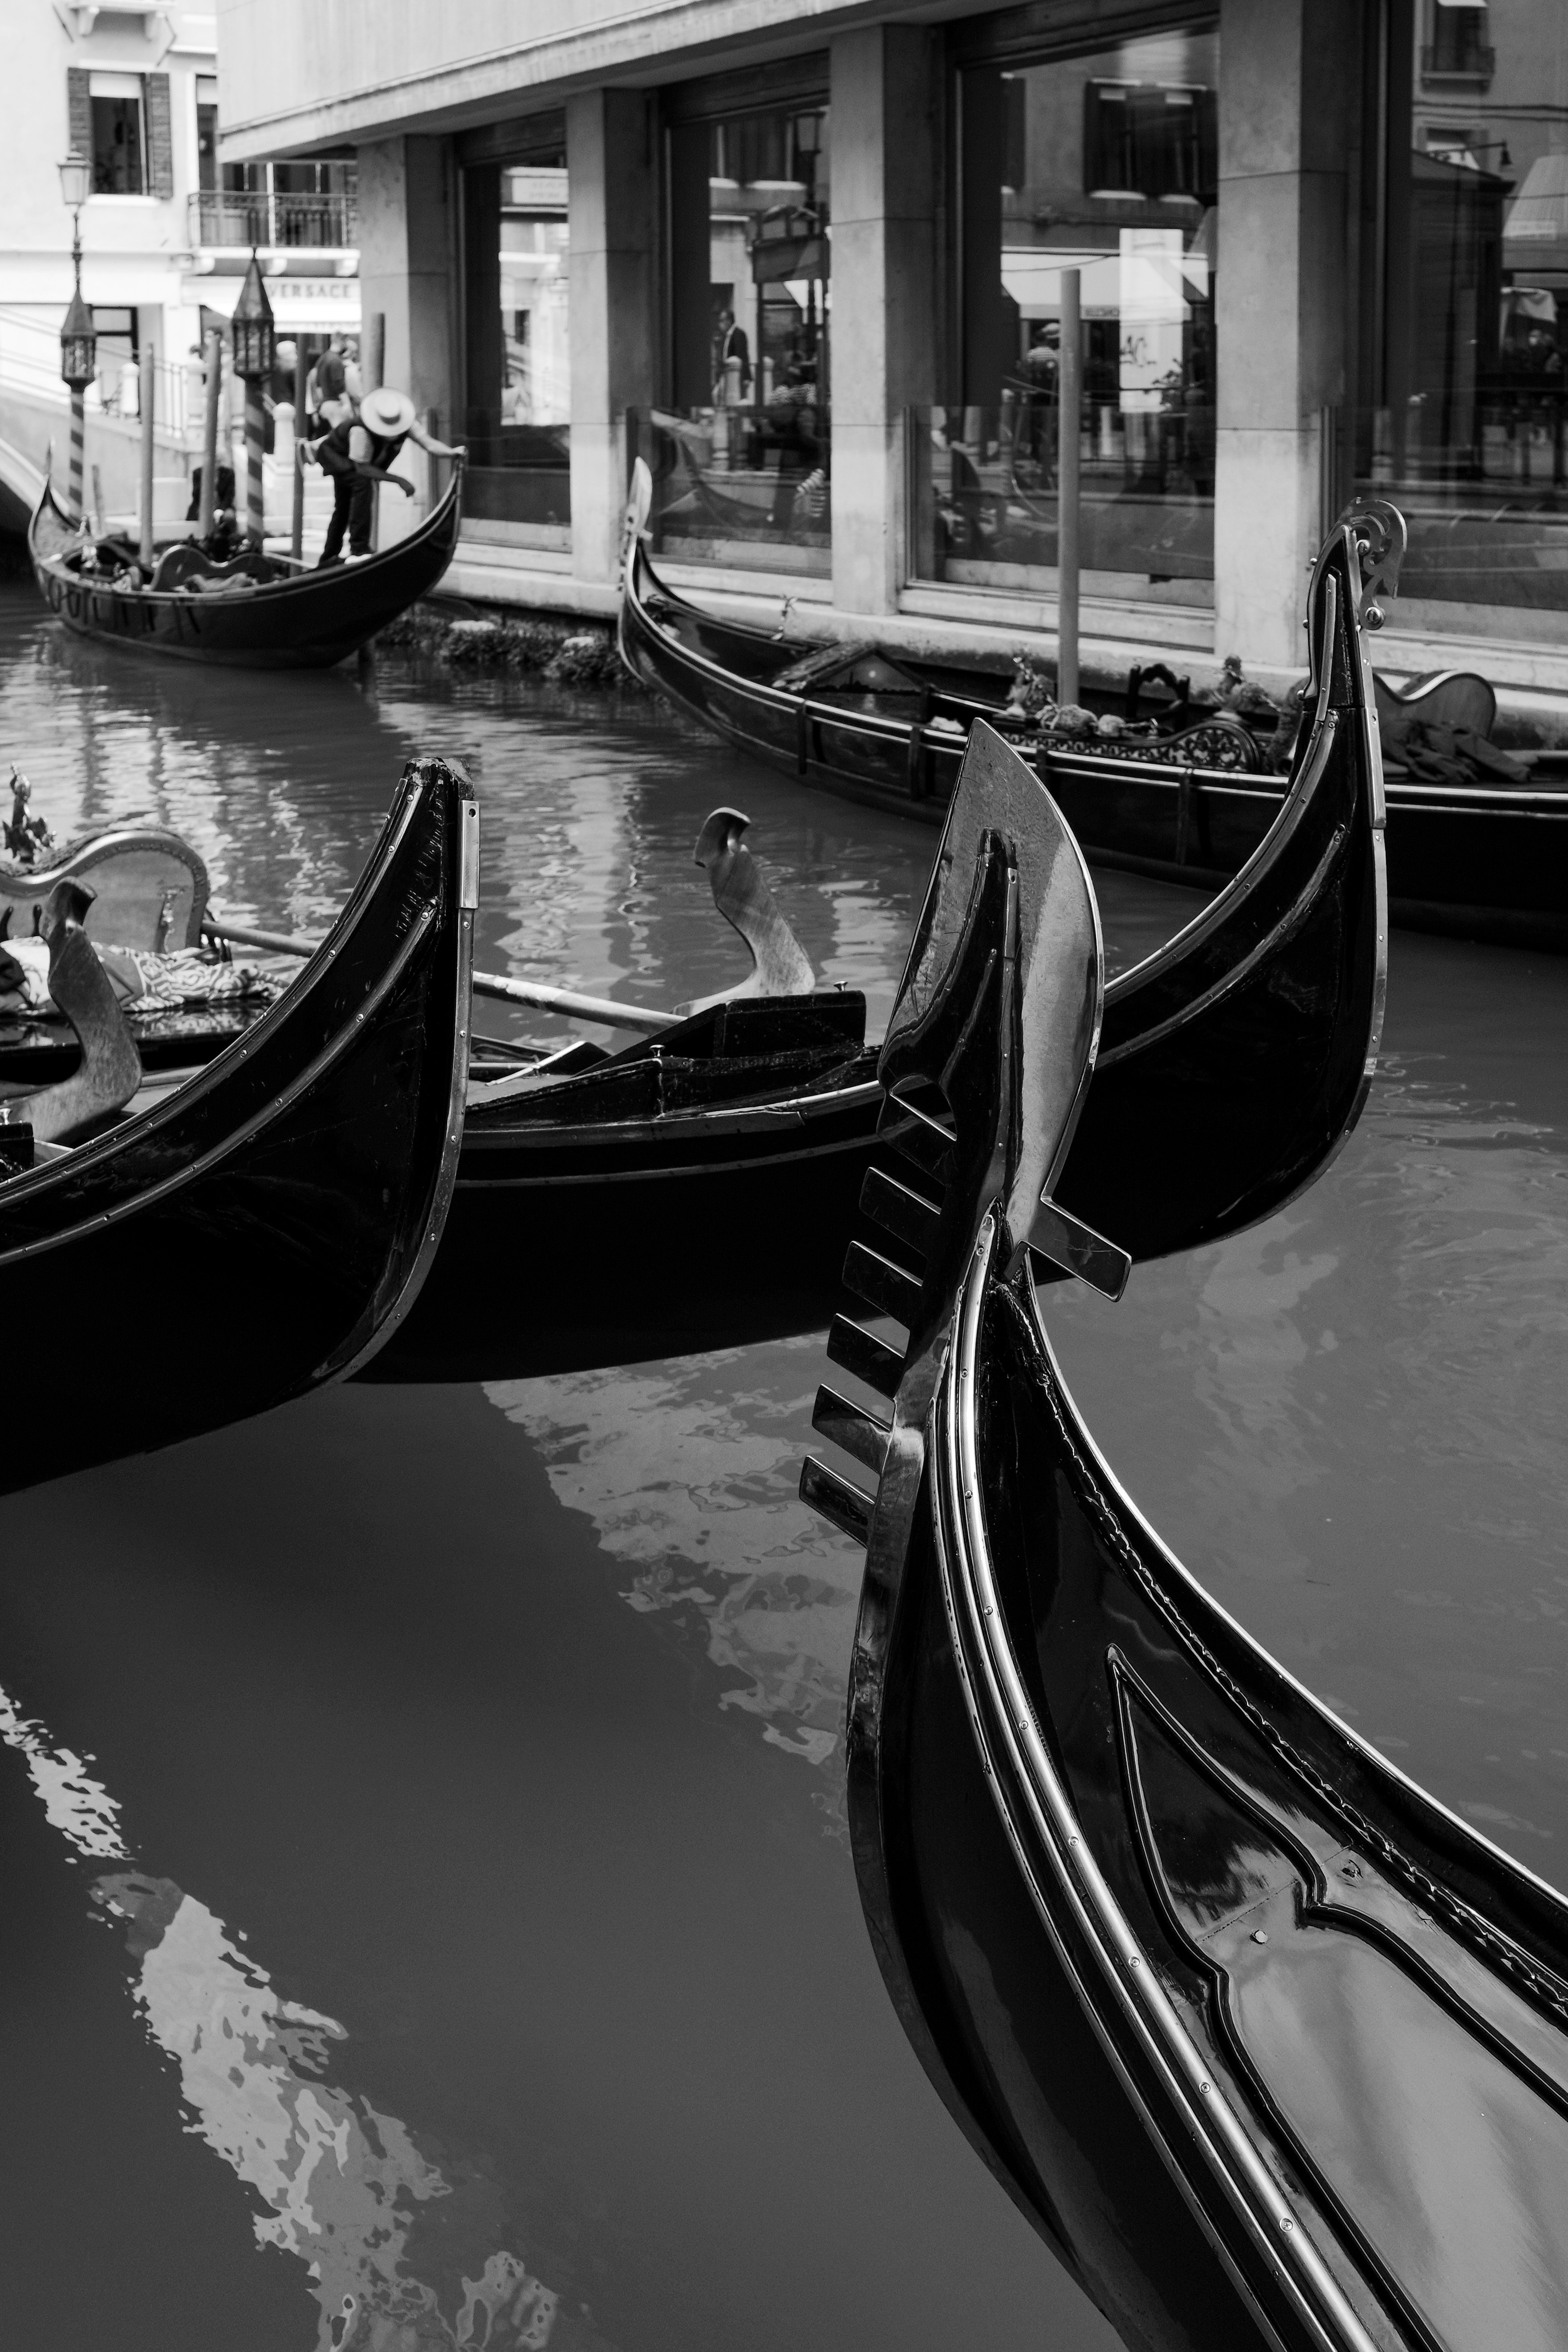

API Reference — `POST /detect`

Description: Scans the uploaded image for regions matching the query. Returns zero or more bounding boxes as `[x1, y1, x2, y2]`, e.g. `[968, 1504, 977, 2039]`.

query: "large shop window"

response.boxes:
[633, 71, 830, 577]
[914, 24, 1218, 602]
[463, 133, 570, 531]
[1356, 0, 1568, 622]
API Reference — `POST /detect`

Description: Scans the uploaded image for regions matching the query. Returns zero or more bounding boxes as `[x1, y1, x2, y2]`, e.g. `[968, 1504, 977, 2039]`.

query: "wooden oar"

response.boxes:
[202, 911, 675, 1035]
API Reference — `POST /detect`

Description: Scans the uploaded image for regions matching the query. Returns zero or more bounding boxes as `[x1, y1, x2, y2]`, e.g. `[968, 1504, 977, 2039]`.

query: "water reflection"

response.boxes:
[0, 1684, 569, 2352]
[1048, 938, 1568, 1851]
[13, 576, 1568, 2344]
[0, 581, 1187, 1052]
[487, 1336, 857, 1811]
[0, 584, 940, 1044]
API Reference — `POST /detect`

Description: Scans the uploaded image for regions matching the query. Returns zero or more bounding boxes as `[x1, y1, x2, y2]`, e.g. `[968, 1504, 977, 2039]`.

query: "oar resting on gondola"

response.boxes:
[801, 548, 1568, 2349]
[203, 801, 820, 1060]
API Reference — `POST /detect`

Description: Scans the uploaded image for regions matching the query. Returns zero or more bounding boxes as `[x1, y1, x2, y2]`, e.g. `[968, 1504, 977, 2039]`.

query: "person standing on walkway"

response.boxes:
[311, 388, 464, 565]
[309, 333, 352, 433]
[713, 307, 752, 402]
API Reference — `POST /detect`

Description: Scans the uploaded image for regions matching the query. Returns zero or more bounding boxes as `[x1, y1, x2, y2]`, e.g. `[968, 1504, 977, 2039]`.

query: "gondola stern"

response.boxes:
[309, 757, 479, 1381]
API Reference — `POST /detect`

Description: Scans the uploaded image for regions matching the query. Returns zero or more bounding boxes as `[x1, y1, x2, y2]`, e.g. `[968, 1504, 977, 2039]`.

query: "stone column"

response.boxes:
[357, 136, 457, 533]
[1213, 0, 1354, 674]
[829, 27, 939, 617]
[567, 89, 657, 588]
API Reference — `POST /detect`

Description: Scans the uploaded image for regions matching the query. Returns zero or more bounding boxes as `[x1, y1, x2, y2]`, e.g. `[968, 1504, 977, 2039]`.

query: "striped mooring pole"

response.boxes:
[58, 208, 96, 529]
[68, 389, 85, 527]
[244, 380, 266, 547]
[232, 251, 276, 549]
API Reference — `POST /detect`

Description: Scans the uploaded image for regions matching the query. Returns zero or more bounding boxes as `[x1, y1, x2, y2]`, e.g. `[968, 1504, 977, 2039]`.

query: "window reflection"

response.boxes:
[463, 144, 572, 530]
[1357, 0, 1568, 613]
[920, 27, 1218, 597]
[638, 91, 831, 575]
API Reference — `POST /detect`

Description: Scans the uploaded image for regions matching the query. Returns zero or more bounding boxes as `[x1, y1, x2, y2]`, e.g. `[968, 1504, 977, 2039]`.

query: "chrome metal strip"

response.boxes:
[938, 1210, 1381, 2352]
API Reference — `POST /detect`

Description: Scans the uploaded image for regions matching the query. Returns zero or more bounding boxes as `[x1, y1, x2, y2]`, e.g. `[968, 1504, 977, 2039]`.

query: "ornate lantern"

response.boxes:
[231, 252, 277, 382]
[59, 283, 96, 391]
[57, 151, 92, 212]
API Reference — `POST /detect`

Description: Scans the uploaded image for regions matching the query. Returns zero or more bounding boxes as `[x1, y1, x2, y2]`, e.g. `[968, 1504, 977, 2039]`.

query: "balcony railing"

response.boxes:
[189, 190, 358, 250]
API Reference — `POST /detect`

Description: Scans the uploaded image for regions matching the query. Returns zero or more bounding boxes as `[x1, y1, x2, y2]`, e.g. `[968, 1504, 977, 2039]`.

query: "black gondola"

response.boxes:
[621, 468, 1568, 948]
[801, 528, 1568, 2350]
[0, 755, 475, 1493]
[379, 510, 1382, 1378]
[28, 464, 462, 670]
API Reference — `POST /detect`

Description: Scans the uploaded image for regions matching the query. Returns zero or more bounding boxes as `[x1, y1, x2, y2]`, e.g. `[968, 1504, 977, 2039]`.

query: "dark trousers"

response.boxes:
[319, 472, 374, 562]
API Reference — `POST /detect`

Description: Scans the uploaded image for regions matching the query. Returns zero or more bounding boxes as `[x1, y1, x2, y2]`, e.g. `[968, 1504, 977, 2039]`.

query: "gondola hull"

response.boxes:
[621, 483, 1568, 947]
[373, 1075, 881, 1379]
[379, 528, 1383, 1380]
[0, 756, 474, 1492]
[880, 1224, 1568, 2348]
[804, 521, 1568, 2349]
[28, 471, 462, 670]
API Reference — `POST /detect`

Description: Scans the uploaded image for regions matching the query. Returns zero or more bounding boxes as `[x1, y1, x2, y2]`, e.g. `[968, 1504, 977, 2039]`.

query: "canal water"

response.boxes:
[1, 578, 1566, 2350]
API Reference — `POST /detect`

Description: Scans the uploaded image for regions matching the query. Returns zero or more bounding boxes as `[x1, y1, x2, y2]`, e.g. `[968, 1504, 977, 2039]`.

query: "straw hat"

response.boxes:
[360, 387, 416, 438]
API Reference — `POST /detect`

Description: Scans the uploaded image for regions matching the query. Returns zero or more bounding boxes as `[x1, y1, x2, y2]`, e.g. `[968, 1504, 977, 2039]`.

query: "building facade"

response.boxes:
[218, 0, 1566, 706]
[0, 0, 360, 535]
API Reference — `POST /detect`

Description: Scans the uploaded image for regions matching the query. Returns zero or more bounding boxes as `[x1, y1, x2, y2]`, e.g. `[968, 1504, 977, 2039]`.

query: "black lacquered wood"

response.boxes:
[826, 1314, 906, 1400]
[384, 532, 1385, 1381]
[800, 1454, 874, 1545]
[808, 522, 1568, 2351]
[843, 1239, 923, 1330]
[29, 471, 462, 670]
[891, 1213, 1568, 2351]
[860, 1165, 941, 1258]
[811, 1383, 892, 1477]
[0, 756, 473, 1491]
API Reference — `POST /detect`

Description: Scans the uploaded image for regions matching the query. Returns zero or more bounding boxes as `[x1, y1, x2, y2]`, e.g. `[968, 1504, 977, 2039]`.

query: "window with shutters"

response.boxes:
[144, 73, 174, 199]
[196, 76, 218, 193]
[88, 71, 145, 195]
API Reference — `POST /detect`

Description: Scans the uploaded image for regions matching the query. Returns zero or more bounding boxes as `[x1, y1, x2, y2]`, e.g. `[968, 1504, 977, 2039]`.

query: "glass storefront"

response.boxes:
[463, 132, 571, 529]
[636, 73, 831, 576]
[914, 23, 1218, 601]
[1356, 0, 1568, 618]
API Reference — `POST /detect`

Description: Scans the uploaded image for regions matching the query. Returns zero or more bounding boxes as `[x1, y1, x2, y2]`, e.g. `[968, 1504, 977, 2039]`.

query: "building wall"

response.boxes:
[0, 0, 367, 534]
[215, 0, 891, 158]
[216, 0, 1568, 700]
[0, 2, 214, 319]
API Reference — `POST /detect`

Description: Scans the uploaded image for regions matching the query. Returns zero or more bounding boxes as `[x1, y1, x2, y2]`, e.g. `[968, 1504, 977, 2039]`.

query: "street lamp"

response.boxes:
[59, 285, 95, 390]
[57, 149, 91, 215]
[57, 151, 96, 526]
[232, 250, 276, 546]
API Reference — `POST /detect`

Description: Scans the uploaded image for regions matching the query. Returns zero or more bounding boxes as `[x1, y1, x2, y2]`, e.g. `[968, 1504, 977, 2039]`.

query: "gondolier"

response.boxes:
[312, 389, 464, 567]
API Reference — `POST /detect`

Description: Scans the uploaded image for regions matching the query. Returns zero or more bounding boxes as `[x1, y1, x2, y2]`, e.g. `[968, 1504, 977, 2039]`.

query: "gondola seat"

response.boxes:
[151, 543, 276, 594]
